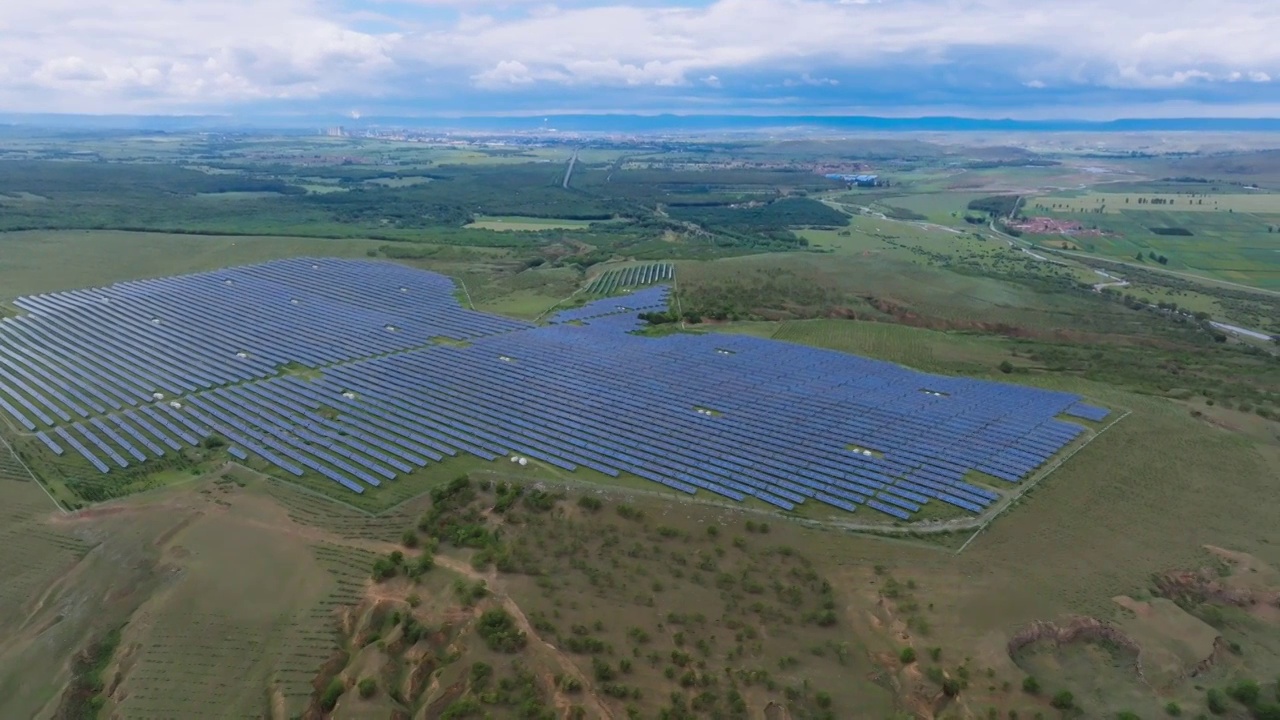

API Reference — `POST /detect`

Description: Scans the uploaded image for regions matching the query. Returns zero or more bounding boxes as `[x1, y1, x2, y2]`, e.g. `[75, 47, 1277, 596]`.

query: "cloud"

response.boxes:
[1, 0, 1278, 115]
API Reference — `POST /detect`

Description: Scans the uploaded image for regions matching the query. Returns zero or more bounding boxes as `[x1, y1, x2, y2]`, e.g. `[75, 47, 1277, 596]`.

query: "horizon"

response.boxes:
[2, 0, 1278, 120]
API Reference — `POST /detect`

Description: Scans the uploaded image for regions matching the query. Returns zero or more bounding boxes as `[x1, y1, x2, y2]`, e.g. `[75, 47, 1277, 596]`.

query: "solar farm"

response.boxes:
[583, 262, 675, 294]
[0, 258, 1109, 521]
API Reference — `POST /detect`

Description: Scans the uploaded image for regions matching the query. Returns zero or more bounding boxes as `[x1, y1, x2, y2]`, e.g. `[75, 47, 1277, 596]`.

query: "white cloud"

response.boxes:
[0, 0, 1278, 112]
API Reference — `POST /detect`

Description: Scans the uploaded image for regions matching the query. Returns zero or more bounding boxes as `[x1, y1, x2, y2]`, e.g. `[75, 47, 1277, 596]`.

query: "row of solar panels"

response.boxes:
[450, 335, 1075, 488]
[584, 263, 676, 295]
[0, 259, 536, 430]
[7, 260, 1101, 522]
[548, 285, 672, 324]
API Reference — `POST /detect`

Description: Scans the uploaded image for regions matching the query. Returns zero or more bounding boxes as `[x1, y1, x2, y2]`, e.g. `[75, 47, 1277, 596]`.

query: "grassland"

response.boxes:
[0, 132, 1277, 719]
[464, 215, 598, 231]
[1021, 191, 1280, 290]
[0, 230, 384, 299]
[1033, 191, 1280, 214]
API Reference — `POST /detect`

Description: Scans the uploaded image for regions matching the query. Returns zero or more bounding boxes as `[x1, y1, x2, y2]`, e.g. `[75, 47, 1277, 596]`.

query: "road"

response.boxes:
[989, 220, 1274, 340]
[562, 148, 578, 189]
[1210, 322, 1275, 342]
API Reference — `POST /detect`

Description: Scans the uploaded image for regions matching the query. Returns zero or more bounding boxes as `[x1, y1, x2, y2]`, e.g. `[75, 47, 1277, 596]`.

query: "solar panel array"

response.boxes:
[548, 285, 671, 325]
[0, 258, 1098, 519]
[1063, 402, 1110, 422]
[583, 263, 675, 295]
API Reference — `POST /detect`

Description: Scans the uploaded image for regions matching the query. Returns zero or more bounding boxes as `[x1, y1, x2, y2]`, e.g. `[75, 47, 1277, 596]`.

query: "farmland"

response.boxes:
[1021, 190, 1280, 290]
[0, 129, 1277, 719]
[464, 215, 599, 232]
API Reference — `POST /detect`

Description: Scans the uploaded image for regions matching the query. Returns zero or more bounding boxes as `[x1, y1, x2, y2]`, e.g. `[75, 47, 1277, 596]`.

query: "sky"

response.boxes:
[1, 0, 1278, 119]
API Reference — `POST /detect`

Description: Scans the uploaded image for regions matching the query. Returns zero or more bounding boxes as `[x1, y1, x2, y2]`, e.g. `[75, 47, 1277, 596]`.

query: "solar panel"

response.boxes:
[0, 259, 1097, 518]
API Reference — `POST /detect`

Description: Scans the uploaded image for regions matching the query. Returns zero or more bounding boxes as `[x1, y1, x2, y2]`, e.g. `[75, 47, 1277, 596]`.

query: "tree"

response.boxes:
[1165, 701, 1181, 716]
[1050, 690, 1074, 710]
[899, 647, 917, 664]
[998, 360, 1014, 374]
[201, 434, 227, 450]
[942, 677, 962, 697]
[1136, 252, 1145, 261]
[1022, 676, 1040, 694]
[358, 677, 377, 698]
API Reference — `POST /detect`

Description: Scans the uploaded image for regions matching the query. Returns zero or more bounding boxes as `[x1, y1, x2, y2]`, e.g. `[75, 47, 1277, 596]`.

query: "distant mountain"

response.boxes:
[2, 112, 1279, 134]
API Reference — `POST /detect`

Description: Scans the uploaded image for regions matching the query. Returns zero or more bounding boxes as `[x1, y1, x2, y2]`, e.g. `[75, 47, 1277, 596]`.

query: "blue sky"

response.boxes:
[1, 0, 1277, 118]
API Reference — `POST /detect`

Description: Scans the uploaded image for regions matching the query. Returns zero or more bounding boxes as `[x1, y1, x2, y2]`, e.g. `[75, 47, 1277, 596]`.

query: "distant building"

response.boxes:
[325, 126, 346, 138]
[824, 173, 881, 187]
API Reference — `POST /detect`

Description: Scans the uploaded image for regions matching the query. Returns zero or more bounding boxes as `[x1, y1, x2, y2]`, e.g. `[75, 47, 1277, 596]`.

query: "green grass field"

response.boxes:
[1021, 192, 1280, 289]
[1033, 191, 1280, 214]
[0, 230, 384, 299]
[463, 215, 598, 231]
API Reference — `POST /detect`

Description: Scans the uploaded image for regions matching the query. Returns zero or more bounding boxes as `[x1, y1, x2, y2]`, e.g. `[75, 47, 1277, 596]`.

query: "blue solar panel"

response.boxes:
[0, 259, 1097, 518]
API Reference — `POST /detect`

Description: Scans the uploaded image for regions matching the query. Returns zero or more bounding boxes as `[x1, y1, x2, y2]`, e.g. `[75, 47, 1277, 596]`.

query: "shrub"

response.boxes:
[815, 691, 832, 709]
[476, 609, 526, 653]
[1165, 701, 1181, 716]
[1050, 691, 1074, 710]
[320, 678, 344, 711]
[577, 495, 602, 512]
[999, 360, 1014, 374]
[469, 662, 492, 689]
[1252, 703, 1280, 720]
[1022, 676, 1040, 694]
[402, 530, 418, 548]
[1228, 680, 1260, 706]
[942, 678, 962, 697]
[1208, 688, 1227, 714]
[929, 647, 942, 661]
[1117, 712, 1140, 720]
[899, 647, 917, 664]
[371, 556, 397, 581]
[357, 677, 377, 698]
[616, 504, 644, 521]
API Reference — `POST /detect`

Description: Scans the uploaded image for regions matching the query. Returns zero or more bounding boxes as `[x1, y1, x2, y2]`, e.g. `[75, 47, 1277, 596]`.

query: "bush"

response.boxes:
[942, 678, 962, 697]
[371, 556, 397, 581]
[1117, 712, 1140, 720]
[1165, 701, 1181, 716]
[899, 647, 917, 664]
[320, 678, 344, 711]
[1229, 680, 1260, 706]
[1207, 688, 1227, 714]
[469, 661, 492, 689]
[476, 608, 526, 653]
[999, 360, 1014, 374]
[357, 677, 377, 698]
[1022, 676, 1040, 694]
[577, 495, 602, 512]
[402, 530, 418, 548]
[1050, 691, 1074, 710]
[616, 504, 644, 521]
[1252, 703, 1280, 720]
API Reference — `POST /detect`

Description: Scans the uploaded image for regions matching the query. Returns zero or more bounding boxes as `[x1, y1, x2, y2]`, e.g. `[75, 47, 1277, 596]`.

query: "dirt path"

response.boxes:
[428, 555, 617, 719]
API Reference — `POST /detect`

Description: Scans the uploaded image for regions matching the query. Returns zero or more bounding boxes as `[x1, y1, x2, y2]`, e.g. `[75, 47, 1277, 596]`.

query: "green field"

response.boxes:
[0, 231, 384, 299]
[0, 130, 1277, 719]
[1033, 191, 1280, 214]
[463, 215, 598, 231]
[1021, 191, 1280, 289]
